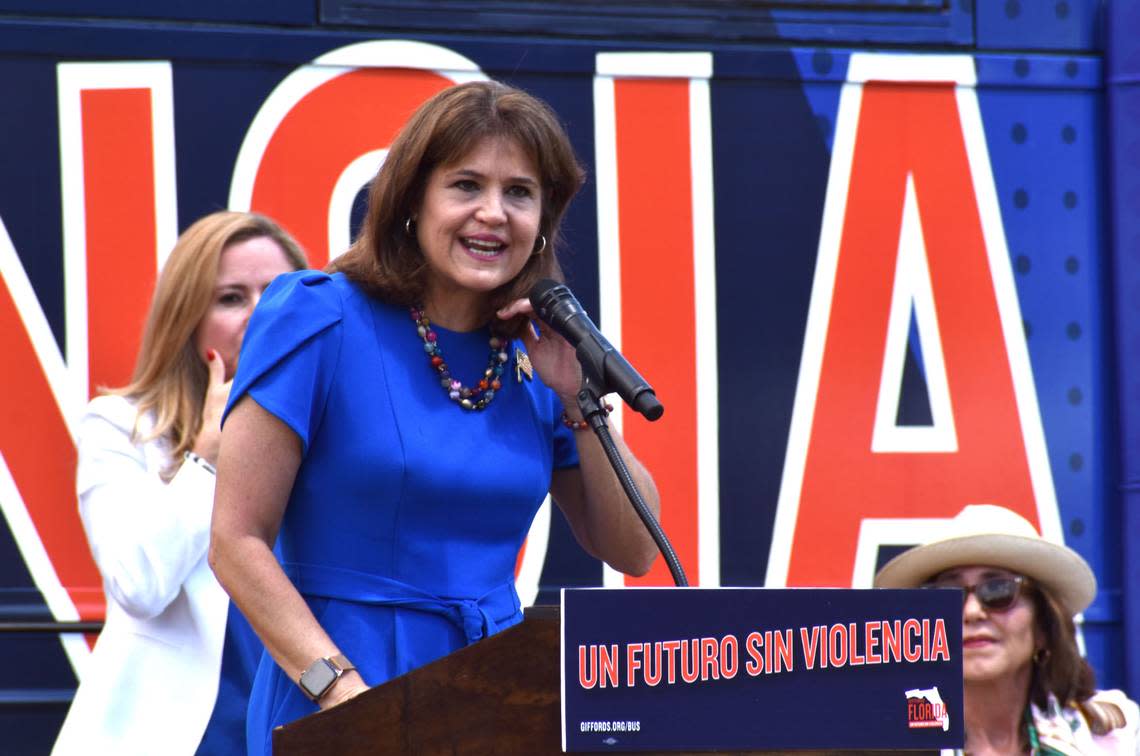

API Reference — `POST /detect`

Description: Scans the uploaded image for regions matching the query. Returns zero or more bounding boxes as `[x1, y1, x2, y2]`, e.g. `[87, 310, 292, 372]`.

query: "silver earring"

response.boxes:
[534, 234, 547, 255]
[404, 217, 414, 235]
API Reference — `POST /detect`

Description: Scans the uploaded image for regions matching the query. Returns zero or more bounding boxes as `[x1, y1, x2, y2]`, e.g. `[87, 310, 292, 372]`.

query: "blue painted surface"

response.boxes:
[320, 0, 973, 46]
[978, 79, 1119, 687]
[769, 2, 973, 45]
[1106, 0, 1140, 699]
[0, 0, 314, 25]
[975, 0, 1101, 52]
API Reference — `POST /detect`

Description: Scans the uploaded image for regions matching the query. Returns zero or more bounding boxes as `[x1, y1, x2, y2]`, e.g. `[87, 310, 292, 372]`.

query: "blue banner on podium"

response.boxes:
[561, 587, 963, 752]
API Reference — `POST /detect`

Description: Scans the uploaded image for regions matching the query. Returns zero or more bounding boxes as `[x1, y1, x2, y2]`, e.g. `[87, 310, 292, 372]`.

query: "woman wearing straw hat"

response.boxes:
[875, 504, 1138, 755]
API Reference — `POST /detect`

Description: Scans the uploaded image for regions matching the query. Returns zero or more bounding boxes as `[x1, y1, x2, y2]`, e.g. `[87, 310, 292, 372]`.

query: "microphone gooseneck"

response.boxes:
[528, 279, 686, 587]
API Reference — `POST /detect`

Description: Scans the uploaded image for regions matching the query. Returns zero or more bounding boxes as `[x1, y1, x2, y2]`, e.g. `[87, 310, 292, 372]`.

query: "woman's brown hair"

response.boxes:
[1027, 585, 1126, 734]
[112, 211, 307, 475]
[329, 80, 586, 336]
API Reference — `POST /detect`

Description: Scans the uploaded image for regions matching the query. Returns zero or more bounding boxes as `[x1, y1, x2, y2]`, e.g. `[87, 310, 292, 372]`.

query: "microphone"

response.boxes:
[529, 279, 664, 421]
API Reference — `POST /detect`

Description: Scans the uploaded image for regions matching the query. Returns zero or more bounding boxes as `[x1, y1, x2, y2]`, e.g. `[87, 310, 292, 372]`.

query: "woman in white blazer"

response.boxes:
[52, 211, 307, 756]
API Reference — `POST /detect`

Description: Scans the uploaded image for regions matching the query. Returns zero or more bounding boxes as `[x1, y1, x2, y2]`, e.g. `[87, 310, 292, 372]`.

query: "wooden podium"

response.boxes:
[274, 606, 936, 755]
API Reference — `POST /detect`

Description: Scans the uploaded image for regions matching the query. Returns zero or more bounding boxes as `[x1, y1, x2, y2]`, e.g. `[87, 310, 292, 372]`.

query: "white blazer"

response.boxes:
[52, 395, 231, 756]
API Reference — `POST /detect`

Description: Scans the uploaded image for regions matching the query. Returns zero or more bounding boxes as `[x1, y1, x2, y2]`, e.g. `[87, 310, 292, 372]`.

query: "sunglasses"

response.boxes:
[923, 575, 1027, 612]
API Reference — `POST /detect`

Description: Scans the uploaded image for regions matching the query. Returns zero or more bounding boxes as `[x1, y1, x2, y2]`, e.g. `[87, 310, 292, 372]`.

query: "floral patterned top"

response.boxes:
[942, 689, 1139, 755]
[1030, 689, 1140, 756]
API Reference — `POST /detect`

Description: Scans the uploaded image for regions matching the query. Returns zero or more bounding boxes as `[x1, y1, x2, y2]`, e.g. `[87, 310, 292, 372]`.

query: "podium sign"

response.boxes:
[561, 588, 963, 752]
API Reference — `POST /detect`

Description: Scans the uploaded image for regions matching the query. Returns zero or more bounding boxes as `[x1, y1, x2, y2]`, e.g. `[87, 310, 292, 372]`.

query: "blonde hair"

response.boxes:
[110, 211, 306, 475]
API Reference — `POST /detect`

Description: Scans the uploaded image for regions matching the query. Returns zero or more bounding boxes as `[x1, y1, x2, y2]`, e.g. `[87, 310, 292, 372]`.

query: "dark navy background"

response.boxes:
[562, 588, 963, 752]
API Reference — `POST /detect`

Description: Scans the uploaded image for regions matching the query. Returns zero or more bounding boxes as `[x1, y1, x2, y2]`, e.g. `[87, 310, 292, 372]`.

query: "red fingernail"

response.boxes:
[206, 349, 216, 361]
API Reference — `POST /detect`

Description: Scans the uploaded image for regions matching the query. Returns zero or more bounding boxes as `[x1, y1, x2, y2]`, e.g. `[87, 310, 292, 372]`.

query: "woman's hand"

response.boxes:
[496, 298, 581, 402]
[498, 298, 660, 577]
[193, 348, 231, 465]
[318, 670, 369, 711]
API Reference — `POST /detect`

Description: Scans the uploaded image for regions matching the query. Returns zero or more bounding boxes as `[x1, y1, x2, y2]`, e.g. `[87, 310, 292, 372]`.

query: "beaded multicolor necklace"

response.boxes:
[410, 305, 508, 410]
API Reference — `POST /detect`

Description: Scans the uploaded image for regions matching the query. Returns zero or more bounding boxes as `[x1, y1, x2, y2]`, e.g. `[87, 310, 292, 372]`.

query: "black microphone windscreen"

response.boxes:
[529, 278, 561, 303]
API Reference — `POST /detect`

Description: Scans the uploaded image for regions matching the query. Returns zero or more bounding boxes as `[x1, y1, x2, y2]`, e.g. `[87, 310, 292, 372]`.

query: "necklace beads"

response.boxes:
[411, 306, 508, 410]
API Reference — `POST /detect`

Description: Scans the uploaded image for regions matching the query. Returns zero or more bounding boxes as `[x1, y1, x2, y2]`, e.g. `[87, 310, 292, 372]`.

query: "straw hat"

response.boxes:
[873, 504, 1096, 616]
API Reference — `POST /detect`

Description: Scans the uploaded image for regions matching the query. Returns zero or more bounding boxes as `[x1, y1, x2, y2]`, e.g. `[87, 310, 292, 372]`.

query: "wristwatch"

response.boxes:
[299, 653, 355, 702]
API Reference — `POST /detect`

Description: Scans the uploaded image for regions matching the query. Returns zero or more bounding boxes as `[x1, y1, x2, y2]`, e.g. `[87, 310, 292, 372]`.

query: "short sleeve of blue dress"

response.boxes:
[222, 270, 343, 450]
[223, 271, 579, 756]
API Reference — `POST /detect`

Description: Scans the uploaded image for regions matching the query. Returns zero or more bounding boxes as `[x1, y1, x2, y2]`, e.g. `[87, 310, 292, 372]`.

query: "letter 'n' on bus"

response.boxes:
[594, 52, 719, 588]
[0, 62, 178, 675]
[766, 53, 1063, 589]
[57, 62, 178, 399]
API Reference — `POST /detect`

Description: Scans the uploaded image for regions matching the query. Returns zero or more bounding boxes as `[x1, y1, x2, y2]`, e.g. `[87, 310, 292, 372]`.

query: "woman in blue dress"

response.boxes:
[55, 211, 305, 755]
[209, 80, 661, 754]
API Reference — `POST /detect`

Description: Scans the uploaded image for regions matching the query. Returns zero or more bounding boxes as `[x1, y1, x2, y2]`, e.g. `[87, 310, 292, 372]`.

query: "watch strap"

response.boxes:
[327, 653, 355, 673]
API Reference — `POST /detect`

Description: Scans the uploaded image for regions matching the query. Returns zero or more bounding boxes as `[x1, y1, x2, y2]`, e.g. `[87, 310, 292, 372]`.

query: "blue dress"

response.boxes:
[223, 271, 579, 755]
[194, 605, 261, 755]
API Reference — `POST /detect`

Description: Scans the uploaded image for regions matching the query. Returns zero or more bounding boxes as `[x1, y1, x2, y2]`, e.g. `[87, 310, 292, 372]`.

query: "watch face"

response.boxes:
[300, 658, 338, 699]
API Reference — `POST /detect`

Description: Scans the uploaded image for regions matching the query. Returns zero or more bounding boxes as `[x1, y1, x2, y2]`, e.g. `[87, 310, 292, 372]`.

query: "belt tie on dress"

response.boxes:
[281, 562, 520, 644]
